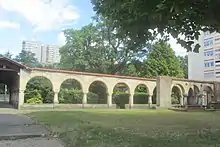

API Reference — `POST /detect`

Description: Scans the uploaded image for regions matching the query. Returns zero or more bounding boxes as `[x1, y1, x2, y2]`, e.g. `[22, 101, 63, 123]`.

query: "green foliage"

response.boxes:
[25, 90, 43, 104]
[113, 92, 129, 109]
[134, 92, 149, 104]
[24, 77, 54, 104]
[87, 92, 99, 104]
[142, 41, 184, 78]
[58, 89, 83, 104]
[14, 50, 41, 67]
[31, 110, 220, 147]
[92, 0, 220, 52]
[178, 55, 188, 79]
[59, 17, 147, 75]
[171, 87, 181, 104]
[58, 89, 100, 104]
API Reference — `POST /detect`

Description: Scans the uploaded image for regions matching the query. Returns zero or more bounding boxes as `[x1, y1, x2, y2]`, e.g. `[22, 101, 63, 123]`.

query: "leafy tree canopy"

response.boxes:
[14, 50, 42, 68]
[141, 41, 184, 78]
[92, 0, 220, 52]
[178, 55, 188, 79]
[59, 17, 148, 74]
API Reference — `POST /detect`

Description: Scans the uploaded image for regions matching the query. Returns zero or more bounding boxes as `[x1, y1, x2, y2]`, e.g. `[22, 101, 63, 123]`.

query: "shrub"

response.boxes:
[134, 92, 149, 104]
[87, 92, 99, 104]
[113, 92, 129, 109]
[58, 89, 83, 104]
[58, 89, 100, 104]
[25, 90, 43, 104]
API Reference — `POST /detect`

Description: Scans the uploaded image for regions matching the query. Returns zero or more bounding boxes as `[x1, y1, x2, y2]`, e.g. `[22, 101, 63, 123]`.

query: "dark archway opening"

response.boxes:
[0, 69, 20, 108]
[88, 81, 107, 104]
[134, 84, 149, 104]
[171, 86, 181, 105]
[187, 88, 194, 105]
[203, 86, 214, 105]
[58, 79, 82, 104]
[24, 76, 54, 104]
[112, 83, 130, 109]
[152, 87, 157, 104]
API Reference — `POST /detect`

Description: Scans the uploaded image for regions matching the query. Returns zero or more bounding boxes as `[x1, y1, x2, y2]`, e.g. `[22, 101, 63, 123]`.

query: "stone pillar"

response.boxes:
[53, 91, 59, 104]
[148, 95, 152, 107]
[180, 95, 184, 106]
[83, 92, 87, 106]
[129, 93, 134, 109]
[107, 93, 112, 107]
[156, 76, 172, 108]
[18, 90, 24, 109]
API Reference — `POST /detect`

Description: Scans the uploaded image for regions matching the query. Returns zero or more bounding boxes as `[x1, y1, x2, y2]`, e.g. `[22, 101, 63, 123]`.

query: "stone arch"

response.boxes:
[171, 83, 185, 96]
[24, 76, 54, 104]
[87, 78, 109, 93]
[59, 76, 84, 92]
[133, 83, 149, 94]
[60, 78, 82, 90]
[88, 81, 108, 104]
[113, 82, 130, 93]
[134, 84, 149, 104]
[22, 71, 55, 91]
[58, 78, 83, 104]
[171, 86, 182, 104]
[203, 85, 214, 104]
[112, 82, 130, 108]
[187, 87, 196, 105]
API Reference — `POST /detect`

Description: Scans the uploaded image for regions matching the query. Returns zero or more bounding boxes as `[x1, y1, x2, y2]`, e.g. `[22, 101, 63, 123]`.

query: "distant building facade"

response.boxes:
[188, 31, 220, 81]
[22, 40, 42, 63]
[22, 40, 61, 64]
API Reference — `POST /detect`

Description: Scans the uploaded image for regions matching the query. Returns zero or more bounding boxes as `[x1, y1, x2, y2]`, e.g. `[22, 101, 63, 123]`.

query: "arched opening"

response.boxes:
[58, 79, 83, 104]
[152, 87, 157, 104]
[88, 81, 108, 104]
[134, 84, 149, 104]
[24, 76, 54, 104]
[187, 88, 194, 105]
[171, 86, 181, 105]
[203, 86, 214, 105]
[194, 85, 200, 104]
[112, 83, 130, 109]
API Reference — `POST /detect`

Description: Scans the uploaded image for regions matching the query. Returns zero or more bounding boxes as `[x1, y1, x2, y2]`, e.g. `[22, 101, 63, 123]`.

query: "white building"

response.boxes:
[188, 31, 220, 81]
[22, 41, 42, 63]
[46, 45, 61, 64]
[22, 41, 61, 64]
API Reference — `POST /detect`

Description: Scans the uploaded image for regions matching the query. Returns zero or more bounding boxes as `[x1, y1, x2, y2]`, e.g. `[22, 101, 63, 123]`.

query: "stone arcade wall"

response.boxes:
[18, 68, 219, 109]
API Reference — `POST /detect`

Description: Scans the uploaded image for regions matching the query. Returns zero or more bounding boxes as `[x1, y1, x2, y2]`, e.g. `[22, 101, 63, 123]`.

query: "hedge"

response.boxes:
[58, 89, 100, 104]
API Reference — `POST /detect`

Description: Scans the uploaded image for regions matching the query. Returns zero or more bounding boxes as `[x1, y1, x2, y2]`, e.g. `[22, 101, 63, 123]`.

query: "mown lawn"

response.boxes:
[29, 110, 220, 147]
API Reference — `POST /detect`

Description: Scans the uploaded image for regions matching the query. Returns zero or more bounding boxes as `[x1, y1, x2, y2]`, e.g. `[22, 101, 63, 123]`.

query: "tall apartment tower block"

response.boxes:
[188, 31, 220, 81]
[22, 40, 61, 64]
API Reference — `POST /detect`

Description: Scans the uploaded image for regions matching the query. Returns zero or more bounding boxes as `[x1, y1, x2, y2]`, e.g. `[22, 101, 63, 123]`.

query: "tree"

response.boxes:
[141, 41, 184, 78]
[59, 18, 147, 74]
[4, 51, 13, 59]
[178, 55, 188, 79]
[92, 0, 220, 52]
[14, 50, 42, 67]
[24, 77, 54, 103]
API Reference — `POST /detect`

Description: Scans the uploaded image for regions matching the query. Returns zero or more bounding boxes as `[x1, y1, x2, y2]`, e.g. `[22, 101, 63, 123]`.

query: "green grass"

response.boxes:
[29, 110, 220, 147]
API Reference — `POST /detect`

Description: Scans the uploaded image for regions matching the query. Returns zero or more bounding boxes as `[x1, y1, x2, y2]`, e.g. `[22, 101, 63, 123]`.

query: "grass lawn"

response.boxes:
[29, 110, 220, 147]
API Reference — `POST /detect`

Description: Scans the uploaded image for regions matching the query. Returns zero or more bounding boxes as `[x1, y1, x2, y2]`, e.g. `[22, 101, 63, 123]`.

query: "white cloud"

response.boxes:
[0, 21, 20, 29]
[57, 31, 66, 46]
[0, 0, 80, 31]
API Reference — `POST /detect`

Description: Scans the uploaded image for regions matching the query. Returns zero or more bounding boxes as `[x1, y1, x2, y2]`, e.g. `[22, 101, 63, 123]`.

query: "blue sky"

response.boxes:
[0, 0, 186, 56]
